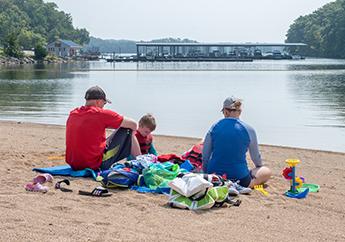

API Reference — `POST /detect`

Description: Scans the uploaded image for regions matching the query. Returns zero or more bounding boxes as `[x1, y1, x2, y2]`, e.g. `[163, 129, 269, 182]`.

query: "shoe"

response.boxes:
[78, 186, 112, 197]
[25, 182, 48, 193]
[228, 184, 240, 196]
[233, 181, 252, 195]
[33, 173, 53, 184]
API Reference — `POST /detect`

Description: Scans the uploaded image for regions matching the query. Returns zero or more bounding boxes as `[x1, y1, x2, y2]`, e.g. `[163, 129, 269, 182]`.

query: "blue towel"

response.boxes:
[130, 185, 170, 194]
[33, 165, 97, 180]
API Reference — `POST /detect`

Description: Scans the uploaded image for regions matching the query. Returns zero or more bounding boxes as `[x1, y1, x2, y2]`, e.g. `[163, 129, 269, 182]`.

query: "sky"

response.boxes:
[47, 0, 335, 42]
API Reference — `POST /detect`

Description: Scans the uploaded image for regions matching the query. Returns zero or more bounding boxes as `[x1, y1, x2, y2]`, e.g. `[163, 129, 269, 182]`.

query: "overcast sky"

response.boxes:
[47, 0, 334, 42]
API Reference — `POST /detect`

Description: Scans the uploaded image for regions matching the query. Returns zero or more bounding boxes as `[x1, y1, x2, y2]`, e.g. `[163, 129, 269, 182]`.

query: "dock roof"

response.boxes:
[136, 42, 307, 47]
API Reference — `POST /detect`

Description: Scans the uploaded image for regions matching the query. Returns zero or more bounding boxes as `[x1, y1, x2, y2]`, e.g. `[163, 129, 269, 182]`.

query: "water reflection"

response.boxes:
[0, 62, 91, 80]
[0, 63, 85, 122]
[0, 80, 73, 113]
[289, 71, 345, 124]
[0, 59, 345, 151]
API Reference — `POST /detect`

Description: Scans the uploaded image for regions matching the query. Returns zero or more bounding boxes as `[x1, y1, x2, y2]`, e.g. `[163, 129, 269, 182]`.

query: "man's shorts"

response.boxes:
[100, 128, 132, 170]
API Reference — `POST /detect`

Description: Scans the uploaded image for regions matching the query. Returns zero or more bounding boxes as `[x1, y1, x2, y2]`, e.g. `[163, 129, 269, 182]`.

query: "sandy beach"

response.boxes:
[0, 120, 344, 241]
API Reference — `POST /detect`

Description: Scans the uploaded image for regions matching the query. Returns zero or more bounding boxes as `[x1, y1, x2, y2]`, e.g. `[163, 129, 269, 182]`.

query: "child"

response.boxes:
[135, 114, 157, 156]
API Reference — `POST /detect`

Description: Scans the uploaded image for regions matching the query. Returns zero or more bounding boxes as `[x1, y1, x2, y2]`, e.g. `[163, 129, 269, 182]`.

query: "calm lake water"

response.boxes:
[1, 59, 345, 152]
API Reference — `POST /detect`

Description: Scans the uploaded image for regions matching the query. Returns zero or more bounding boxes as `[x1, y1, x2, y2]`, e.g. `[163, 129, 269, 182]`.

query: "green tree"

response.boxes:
[286, 0, 345, 58]
[3, 32, 23, 58]
[0, 0, 90, 50]
[34, 44, 47, 60]
[18, 29, 46, 49]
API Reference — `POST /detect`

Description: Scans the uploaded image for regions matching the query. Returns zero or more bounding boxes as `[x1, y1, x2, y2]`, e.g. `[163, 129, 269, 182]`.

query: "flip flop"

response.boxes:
[25, 182, 48, 193]
[78, 186, 112, 197]
[33, 173, 53, 184]
[55, 179, 73, 192]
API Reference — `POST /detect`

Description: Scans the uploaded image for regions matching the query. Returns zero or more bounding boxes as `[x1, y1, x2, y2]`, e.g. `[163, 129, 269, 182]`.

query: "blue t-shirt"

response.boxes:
[202, 118, 262, 180]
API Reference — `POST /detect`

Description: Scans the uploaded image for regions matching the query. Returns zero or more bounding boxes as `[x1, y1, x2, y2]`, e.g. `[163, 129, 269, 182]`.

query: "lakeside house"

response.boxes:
[47, 39, 81, 58]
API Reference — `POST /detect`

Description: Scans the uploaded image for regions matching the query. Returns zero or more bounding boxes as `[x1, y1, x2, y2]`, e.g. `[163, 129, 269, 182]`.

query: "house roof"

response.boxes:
[60, 39, 81, 47]
[47, 39, 81, 48]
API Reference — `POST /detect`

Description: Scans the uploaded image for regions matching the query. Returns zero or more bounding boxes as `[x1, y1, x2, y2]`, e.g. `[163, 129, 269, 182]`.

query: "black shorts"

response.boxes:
[232, 172, 253, 187]
[100, 128, 132, 170]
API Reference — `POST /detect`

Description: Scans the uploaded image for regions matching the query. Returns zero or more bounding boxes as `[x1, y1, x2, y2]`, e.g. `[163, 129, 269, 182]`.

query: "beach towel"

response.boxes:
[168, 185, 229, 210]
[130, 185, 170, 194]
[143, 162, 180, 189]
[33, 165, 97, 180]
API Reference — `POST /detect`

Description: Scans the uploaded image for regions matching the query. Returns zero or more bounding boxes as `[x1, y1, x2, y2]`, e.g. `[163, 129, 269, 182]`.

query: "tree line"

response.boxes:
[286, 0, 345, 58]
[0, 0, 89, 59]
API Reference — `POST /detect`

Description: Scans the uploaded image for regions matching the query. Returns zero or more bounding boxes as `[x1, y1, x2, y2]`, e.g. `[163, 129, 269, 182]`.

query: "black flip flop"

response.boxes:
[55, 179, 73, 192]
[78, 186, 112, 197]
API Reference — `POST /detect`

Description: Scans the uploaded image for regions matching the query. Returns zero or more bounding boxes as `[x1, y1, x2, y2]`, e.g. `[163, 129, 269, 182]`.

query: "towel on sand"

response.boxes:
[33, 165, 97, 180]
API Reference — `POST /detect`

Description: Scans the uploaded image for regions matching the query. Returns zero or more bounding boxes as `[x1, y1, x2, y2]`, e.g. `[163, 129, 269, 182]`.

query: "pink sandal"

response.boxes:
[25, 183, 49, 193]
[33, 173, 53, 184]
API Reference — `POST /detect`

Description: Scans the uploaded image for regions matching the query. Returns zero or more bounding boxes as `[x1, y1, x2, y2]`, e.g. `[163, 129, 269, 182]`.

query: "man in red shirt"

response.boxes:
[66, 86, 141, 170]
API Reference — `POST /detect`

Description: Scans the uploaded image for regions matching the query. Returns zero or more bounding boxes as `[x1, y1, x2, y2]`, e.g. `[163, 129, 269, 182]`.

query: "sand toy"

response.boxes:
[282, 159, 309, 199]
[254, 184, 269, 196]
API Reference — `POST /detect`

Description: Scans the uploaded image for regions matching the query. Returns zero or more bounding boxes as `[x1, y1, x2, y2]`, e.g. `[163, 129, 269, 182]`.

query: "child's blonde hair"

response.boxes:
[139, 114, 156, 131]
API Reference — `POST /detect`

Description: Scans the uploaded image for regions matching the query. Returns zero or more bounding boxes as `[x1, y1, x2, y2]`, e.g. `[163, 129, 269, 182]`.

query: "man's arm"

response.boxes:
[202, 131, 213, 172]
[120, 117, 138, 131]
[247, 126, 263, 168]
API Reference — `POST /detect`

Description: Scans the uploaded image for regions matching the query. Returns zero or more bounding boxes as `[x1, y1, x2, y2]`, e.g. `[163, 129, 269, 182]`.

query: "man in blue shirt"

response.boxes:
[202, 97, 271, 188]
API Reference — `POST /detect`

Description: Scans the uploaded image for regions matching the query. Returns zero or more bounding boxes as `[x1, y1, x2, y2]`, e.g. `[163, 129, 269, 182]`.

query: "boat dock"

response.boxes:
[106, 42, 306, 62]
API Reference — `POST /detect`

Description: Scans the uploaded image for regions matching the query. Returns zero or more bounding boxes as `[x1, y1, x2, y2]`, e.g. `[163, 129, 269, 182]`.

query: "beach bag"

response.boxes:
[168, 173, 213, 198]
[143, 162, 180, 189]
[97, 164, 139, 188]
[181, 143, 203, 171]
[168, 185, 229, 210]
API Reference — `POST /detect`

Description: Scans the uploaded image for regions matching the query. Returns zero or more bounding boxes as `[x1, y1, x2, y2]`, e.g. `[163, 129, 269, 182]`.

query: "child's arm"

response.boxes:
[148, 143, 158, 155]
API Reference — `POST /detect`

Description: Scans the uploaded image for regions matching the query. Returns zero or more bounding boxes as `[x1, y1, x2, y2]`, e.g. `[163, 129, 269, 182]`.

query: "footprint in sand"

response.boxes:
[50, 205, 72, 212]
[94, 221, 111, 226]
[126, 202, 148, 212]
[0, 201, 17, 209]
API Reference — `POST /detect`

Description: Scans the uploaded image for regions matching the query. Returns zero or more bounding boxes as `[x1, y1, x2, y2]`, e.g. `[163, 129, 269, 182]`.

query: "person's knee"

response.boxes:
[259, 166, 271, 181]
[251, 166, 272, 185]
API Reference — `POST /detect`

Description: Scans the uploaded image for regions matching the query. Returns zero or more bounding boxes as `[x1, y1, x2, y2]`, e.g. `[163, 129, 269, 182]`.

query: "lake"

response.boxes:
[1, 58, 345, 152]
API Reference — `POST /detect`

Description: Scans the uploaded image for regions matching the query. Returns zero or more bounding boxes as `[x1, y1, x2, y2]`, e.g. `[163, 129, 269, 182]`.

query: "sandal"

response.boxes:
[25, 182, 49, 193]
[55, 179, 73, 192]
[78, 186, 112, 197]
[33, 173, 53, 184]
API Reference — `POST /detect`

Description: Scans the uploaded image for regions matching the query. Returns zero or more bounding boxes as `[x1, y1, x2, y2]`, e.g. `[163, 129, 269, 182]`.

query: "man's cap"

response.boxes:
[221, 96, 240, 111]
[84, 86, 112, 104]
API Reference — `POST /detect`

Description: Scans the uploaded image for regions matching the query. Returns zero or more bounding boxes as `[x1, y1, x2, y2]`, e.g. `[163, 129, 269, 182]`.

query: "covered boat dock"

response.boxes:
[134, 42, 306, 61]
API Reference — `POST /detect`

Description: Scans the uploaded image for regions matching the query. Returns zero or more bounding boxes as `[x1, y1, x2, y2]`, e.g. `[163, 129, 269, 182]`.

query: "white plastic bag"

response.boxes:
[168, 173, 213, 197]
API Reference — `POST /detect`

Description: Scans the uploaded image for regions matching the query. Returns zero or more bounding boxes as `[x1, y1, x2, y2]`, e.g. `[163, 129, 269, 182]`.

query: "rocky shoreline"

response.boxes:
[0, 55, 68, 65]
[0, 56, 36, 65]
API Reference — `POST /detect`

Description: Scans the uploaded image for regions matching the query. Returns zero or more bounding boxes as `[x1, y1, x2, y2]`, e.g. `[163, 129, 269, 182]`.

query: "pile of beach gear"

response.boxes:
[95, 151, 244, 210]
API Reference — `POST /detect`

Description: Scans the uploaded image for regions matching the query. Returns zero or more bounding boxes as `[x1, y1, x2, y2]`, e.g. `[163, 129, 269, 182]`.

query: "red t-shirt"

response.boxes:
[66, 106, 123, 170]
[135, 130, 153, 154]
